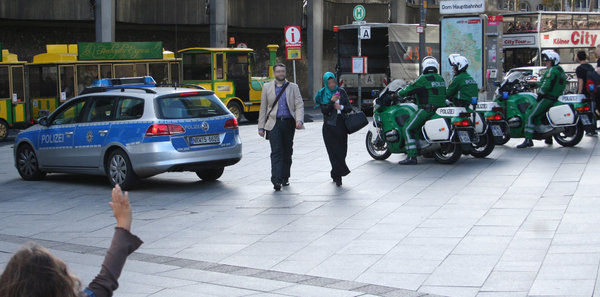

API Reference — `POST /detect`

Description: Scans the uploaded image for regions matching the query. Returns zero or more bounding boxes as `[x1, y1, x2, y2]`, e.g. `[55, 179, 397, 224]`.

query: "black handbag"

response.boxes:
[344, 109, 368, 134]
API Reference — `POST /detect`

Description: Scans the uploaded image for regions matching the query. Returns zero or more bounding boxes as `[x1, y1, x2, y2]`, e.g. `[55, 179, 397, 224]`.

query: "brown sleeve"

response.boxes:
[86, 227, 143, 297]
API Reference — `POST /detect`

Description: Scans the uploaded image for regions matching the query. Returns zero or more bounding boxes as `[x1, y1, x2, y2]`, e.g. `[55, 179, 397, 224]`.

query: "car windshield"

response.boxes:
[156, 94, 229, 119]
[508, 69, 533, 77]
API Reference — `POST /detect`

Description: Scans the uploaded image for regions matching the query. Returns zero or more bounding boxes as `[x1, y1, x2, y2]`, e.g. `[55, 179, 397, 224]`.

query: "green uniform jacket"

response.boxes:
[397, 73, 447, 109]
[537, 65, 567, 99]
[447, 71, 478, 105]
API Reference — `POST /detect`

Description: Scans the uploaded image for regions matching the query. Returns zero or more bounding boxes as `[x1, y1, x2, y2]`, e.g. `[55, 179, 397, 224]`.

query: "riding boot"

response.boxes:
[517, 139, 534, 148]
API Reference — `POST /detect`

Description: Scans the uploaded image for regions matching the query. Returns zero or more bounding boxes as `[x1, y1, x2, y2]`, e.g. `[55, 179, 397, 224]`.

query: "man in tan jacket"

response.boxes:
[258, 63, 304, 191]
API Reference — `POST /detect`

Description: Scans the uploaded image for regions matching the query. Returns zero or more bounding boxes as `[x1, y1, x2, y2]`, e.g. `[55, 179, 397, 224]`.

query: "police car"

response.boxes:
[14, 77, 242, 189]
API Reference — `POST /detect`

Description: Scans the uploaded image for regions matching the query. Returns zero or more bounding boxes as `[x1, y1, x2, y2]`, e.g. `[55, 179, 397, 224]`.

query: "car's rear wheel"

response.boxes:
[16, 144, 45, 181]
[106, 149, 138, 190]
[0, 120, 9, 141]
[196, 167, 224, 181]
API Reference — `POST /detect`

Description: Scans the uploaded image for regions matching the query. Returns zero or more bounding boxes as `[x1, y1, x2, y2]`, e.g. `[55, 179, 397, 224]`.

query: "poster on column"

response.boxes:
[440, 16, 484, 89]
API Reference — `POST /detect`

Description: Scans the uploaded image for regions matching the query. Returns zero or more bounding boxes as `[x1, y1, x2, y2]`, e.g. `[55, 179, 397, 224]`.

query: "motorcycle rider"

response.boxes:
[397, 56, 447, 165]
[517, 49, 567, 148]
[446, 54, 479, 108]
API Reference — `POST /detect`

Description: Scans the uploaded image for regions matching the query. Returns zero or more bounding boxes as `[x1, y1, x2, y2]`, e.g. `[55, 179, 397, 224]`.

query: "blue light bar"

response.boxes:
[92, 76, 157, 88]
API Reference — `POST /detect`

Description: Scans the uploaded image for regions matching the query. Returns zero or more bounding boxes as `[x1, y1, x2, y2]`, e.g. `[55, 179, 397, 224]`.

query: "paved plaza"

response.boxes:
[2, 119, 600, 297]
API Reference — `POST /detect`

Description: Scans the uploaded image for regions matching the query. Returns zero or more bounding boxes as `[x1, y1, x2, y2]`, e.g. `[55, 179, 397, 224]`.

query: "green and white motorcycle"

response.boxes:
[366, 80, 476, 164]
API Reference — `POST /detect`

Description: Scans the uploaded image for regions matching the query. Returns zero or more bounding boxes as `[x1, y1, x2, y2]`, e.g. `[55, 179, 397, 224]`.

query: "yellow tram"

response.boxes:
[0, 47, 27, 140]
[27, 42, 181, 120]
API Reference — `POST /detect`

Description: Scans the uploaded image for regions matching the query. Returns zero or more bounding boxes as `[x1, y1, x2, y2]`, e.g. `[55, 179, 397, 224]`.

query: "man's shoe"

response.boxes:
[273, 183, 282, 191]
[399, 157, 418, 165]
[545, 137, 553, 145]
[517, 139, 534, 148]
[282, 178, 290, 186]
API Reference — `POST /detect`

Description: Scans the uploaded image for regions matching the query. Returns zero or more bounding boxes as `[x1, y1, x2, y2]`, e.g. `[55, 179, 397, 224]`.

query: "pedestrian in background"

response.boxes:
[258, 63, 304, 191]
[575, 50, 597, 136]
[315, 72, 352, 186]
[0, 185, 142, 297]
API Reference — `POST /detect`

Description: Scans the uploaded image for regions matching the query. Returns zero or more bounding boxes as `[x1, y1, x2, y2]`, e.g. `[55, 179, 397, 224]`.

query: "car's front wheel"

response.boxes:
[196, 168, 224, 181]
[16, 144, 45, 181]
[106, 149, 138, 190]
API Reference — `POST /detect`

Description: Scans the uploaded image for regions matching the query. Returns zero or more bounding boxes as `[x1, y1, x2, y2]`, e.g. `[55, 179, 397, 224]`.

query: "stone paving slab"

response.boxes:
[2, 120, 600, 296]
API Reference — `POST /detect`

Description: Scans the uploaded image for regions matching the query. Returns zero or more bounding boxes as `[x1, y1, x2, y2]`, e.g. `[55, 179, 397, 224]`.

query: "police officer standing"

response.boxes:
[397, 56, 447, 165]
[517, 50, 567, 148]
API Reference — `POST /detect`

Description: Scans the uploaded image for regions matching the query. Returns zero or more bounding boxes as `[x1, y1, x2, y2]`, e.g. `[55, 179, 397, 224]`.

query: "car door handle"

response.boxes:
[65, 132, 74, 136]
[98, 130, 109, 134]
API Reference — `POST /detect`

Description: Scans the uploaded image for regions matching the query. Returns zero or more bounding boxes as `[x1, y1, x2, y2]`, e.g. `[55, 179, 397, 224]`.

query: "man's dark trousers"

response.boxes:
[269, 118, 295, 185]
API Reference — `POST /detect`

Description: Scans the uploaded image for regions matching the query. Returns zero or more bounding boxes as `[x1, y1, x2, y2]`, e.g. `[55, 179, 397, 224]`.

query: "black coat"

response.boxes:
[320, 88, 353, 126]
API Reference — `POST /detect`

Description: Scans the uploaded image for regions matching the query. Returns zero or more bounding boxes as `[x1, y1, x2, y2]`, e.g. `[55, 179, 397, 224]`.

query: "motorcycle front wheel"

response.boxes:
[434, 142, 462, 164]
[365, 131, 392, 160]
[470, 130, 495, 158]
[553, 122, 584, 147]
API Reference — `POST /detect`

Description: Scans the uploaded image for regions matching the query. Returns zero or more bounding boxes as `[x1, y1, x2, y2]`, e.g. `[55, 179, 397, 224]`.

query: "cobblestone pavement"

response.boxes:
[1, 120, 600, 297]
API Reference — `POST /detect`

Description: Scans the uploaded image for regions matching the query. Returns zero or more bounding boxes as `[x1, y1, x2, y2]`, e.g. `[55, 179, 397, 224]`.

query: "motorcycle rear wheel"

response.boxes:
[554, 122, 584, 147]
[470, 130, 495, 158]
[434, 142, 462, 164]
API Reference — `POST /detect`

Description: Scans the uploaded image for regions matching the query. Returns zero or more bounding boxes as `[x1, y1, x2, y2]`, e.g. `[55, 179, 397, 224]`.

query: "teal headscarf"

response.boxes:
[314, 72, 339, 107]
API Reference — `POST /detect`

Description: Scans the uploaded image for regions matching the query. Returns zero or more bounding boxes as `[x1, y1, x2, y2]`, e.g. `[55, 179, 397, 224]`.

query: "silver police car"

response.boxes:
[14, 85, 242, 189]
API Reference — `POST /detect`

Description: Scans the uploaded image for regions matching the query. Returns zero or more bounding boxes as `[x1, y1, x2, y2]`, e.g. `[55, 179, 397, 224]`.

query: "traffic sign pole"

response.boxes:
[353, 5, 366, 110]
[293, 60, 297, 84]
[284, 26, 302, 84]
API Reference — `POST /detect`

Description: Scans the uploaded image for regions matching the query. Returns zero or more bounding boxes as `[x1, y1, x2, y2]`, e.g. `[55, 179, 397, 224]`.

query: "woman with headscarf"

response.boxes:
[315, 72, 352, 186]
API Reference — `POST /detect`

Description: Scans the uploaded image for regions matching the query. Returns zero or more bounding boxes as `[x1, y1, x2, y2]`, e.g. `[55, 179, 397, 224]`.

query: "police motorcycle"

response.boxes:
[366, 79, 476, 164]
[487, 72, 591, 147]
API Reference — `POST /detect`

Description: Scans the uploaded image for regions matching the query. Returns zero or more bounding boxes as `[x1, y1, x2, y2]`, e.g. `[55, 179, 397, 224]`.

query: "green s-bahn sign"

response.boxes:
[78, 41, 163, 60]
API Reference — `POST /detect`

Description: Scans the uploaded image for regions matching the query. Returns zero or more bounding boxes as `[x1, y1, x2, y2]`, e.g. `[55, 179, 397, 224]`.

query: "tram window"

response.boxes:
[227, 53, 249, 78]
[59, 67, 75, 100]
[573, 15, 587, 29]
[216, 54, 224, 79]
[100, 65, 112, 78]
[149, 63, 168, 84]
[12, 67, 24, 102]
[557, 14, 572, 30]
[78, 65, 99, 94]
[135, 63, 147, 76]
[114, 64, 134, 78]
[0, 67, 9, 99]
[183, 53, 211, 80]
[29, 66, 58, 98]
[590, 15, 600, 29]
[541, 14, 557, 31]
[171, 63, 180, 83]
[557, 48, 576, 63]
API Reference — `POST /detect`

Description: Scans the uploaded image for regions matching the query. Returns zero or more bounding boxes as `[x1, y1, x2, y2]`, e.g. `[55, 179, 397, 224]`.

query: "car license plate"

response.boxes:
[580, 114, 591, 126]
[190, 134, 220, 145]
[458, 131, 470, 143]
[491, 125, 503, 137]
[363, 99, 373, 104]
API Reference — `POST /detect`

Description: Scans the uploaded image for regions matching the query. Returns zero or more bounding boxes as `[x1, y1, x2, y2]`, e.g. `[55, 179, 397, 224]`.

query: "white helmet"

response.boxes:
[448, 54, 469, 72]
[541, 49, 560, 65]
[422, 56, 439, 73]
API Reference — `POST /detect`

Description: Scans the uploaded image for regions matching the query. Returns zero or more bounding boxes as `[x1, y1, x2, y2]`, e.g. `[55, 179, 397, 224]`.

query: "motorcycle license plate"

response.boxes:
[458, 131, 471, 143]
[491, 125, 503, 137]
[580, 114, 591, 126]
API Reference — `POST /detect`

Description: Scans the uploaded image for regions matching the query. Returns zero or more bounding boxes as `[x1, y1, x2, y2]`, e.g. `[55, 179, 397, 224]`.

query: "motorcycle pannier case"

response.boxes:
[423, 118, 451, 142]
[547, 105, 576, 126]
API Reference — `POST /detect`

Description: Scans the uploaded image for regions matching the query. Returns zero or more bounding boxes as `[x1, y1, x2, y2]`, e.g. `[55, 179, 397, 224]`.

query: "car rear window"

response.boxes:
[156, 94, 229, 119]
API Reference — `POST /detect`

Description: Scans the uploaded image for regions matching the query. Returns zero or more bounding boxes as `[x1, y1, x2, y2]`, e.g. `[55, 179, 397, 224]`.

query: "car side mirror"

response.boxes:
[38, 117, 49, 127]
